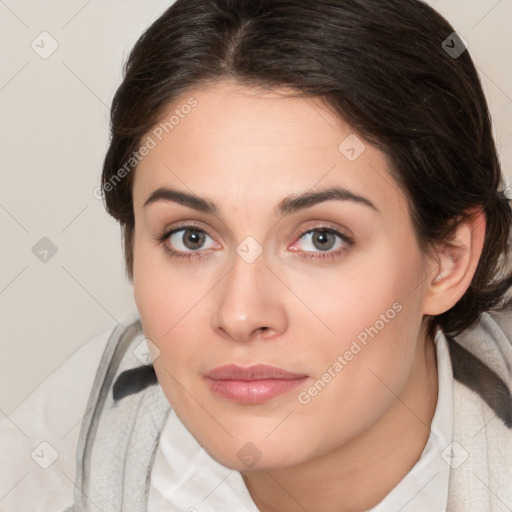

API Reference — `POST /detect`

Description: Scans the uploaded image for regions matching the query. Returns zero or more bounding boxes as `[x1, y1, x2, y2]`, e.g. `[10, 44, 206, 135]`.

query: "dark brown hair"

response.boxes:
[101, 0, 512, 339]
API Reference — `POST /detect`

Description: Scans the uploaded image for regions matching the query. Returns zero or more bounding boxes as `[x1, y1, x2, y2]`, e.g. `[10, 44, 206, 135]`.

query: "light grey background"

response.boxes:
[1, 0, 511, 415]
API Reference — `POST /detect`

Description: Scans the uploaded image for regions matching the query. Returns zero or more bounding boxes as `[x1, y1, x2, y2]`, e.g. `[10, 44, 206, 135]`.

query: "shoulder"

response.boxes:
[0, 319, 127, 511]
[68, 318, 170, 511]
[449, 309, 512, 428]
[452, 309, 512, 394]
[447, 309, 512, 506]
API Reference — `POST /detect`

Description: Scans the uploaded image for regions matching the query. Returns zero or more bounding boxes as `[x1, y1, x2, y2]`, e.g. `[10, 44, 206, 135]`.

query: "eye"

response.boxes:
[290, 227, 353, 260]
[159, 225, 219, 260]
[157, 224, 353, 262]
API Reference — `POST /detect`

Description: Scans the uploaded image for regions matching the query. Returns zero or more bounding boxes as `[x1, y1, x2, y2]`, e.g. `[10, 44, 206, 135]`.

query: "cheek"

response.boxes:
[290, 243, 423, 349]
[297, 296, 423, 446]
[132, 231, 207, 365]
[133, 228, 175, 339]
[306, 243, 427, 394]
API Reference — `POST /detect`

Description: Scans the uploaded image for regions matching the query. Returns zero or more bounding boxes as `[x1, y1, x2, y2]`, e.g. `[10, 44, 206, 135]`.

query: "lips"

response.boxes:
[205, 364, 307, 381]
[204, 364, 309, 404]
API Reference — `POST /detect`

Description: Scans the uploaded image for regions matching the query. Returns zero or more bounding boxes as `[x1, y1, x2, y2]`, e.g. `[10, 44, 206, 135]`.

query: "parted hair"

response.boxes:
[101, 0, 512, 339]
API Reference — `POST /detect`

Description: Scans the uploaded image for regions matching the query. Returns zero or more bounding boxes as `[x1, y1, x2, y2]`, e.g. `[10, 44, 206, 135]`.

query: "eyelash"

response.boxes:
[157, 224, 354, 262]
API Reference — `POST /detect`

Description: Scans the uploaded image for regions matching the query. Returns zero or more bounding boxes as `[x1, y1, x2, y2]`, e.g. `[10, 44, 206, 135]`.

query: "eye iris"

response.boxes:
[183, 230, 205, 250]
[312, 230, 336, 251]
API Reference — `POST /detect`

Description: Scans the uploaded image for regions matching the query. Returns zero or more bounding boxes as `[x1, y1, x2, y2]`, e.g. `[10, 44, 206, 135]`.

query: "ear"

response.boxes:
[422, 207, 486, 316]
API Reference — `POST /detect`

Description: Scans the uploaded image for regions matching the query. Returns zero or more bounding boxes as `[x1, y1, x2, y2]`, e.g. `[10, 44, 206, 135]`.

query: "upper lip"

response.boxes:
[204, 364, 308, 381]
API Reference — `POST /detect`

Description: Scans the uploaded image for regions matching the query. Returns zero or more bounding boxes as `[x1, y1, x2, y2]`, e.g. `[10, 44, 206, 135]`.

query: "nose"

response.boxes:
[211, 249, 288, 343]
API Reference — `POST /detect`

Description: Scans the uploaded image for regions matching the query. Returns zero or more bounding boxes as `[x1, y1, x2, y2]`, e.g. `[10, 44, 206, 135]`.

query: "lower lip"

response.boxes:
[205, 377, 309, 404]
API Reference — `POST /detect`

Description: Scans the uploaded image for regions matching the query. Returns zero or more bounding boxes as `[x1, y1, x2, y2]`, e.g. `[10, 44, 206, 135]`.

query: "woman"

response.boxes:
[3, 0, 512, 510]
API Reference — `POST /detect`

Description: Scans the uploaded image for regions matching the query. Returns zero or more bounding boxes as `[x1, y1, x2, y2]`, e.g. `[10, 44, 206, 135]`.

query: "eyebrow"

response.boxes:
[143, 185, 380, 216]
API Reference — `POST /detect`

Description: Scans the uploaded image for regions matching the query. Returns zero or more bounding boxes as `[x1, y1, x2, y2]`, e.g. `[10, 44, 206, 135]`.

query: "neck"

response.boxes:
[241, 330, 439, 512]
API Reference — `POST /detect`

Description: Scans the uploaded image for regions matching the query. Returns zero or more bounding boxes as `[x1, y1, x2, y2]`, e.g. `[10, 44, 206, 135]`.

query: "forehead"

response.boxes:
[132, 80, 407, 219]
[148, 80, 348, 155]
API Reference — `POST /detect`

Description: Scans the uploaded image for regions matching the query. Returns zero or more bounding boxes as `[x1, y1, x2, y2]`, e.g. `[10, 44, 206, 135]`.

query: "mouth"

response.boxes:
[204, 364, 309, 404]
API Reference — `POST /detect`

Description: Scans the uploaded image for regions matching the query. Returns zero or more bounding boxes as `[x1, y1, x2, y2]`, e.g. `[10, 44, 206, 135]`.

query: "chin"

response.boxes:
[205, 446, 296, 472]
[194, 428, 311, 472]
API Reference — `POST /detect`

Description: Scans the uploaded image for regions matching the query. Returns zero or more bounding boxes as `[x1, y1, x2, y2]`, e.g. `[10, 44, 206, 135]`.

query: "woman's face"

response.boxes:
[132, 80, 434, 470]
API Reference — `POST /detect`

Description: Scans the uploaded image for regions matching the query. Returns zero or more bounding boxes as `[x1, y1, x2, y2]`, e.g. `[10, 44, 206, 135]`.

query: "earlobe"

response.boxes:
[422, 209, 486, 316]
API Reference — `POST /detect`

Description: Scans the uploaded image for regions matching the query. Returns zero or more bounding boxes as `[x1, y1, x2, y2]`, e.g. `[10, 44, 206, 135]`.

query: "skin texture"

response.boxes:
[131, 79, 486, 512]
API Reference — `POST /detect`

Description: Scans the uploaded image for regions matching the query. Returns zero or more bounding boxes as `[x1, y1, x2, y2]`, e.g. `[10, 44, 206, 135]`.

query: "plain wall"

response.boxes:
[1, 0, 512, 415]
